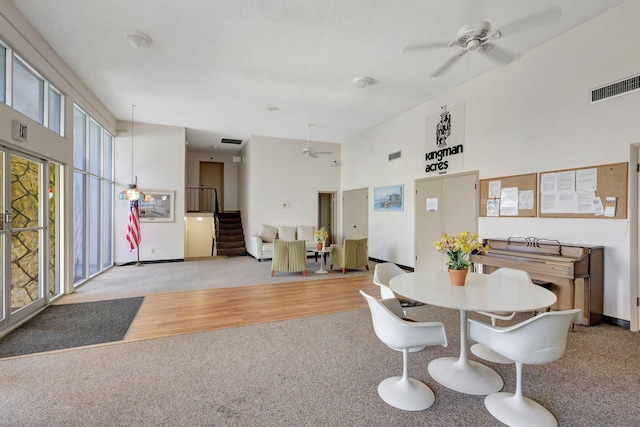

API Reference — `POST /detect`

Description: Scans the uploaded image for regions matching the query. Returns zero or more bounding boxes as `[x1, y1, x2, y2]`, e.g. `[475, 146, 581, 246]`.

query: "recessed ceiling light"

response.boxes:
[353, 76, 374, 88]
[126, 31, 152, 48]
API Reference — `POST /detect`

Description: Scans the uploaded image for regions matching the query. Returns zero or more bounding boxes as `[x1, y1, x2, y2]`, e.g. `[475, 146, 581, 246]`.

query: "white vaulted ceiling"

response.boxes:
[12, 0, 627, 153]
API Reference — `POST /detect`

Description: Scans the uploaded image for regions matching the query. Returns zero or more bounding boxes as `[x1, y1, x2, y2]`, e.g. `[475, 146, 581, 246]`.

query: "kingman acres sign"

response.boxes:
[425, 103, 465, 174]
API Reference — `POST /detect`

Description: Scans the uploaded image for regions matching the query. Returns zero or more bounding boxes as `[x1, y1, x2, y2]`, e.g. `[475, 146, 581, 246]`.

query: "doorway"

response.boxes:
[0, 147, 60, 330]
[414, 171, 479, 272]
[199, 162, 224, 212]
[341, 187, 368, 241]
[318, 192, 336, 245]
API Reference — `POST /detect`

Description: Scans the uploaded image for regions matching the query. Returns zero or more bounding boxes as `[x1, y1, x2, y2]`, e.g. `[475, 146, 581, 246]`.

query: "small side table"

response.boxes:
[315, 247, 332, 274]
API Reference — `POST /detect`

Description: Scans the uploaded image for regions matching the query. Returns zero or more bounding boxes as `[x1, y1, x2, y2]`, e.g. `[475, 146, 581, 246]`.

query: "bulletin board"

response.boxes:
[538, 162, 627, 219]
[479, 173, 537, 217]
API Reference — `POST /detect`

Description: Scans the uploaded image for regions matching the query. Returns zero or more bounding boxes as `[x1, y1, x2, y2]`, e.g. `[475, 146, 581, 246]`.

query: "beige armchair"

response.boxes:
[329, 238, 369, 274]
[270, 240, 307, 277]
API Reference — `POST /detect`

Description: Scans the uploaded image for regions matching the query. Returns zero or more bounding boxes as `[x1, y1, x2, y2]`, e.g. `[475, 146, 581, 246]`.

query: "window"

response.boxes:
[13, 57, 44, 123]
[73, 105, 114, 285]
[0, 44, 5, 103]
[74, 107, 86, 169]
[48, 86, 63, 134]
[0, 39, 64, 134]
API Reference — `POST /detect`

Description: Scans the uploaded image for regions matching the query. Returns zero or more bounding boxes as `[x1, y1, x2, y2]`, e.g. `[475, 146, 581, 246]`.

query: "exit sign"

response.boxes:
[12, 120, 28, 142]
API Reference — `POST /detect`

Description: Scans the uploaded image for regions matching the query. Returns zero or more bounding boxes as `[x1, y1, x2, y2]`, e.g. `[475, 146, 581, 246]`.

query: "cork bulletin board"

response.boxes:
[479, 173, 537, 217]
[538, 162, 627, 219]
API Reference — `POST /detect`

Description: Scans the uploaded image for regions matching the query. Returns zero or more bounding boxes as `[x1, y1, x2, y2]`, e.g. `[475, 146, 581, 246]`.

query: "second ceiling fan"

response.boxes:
[301, 124, 332, 159]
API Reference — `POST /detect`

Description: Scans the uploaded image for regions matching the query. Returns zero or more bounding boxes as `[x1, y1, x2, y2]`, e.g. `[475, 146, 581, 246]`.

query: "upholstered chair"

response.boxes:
[270, 239, 307, 276]
[468, 309, 582, 427]
[329, 238, 369, 274]
[360, 290, 447, 411]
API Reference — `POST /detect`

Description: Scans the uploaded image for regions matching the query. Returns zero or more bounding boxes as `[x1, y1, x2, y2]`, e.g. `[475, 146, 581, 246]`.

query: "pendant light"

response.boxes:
[119, 104, 145, 201]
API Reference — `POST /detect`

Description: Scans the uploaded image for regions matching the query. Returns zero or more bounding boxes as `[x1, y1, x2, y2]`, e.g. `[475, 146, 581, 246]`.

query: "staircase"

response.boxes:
[216, 211, 247, 256]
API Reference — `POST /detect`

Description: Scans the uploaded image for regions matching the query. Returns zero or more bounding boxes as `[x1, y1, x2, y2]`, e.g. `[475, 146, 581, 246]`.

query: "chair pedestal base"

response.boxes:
[470, 343, 514, 364]
[378, 376, 435, 411]
[485, 392, 558, 427]
[428, 357, 503, 395]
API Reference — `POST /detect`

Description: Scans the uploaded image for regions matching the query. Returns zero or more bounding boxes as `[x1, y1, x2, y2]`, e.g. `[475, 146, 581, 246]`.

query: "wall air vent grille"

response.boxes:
[221, 138, 243, 144]
[388, 150, 402, 161]
[591, 75, 640, 103]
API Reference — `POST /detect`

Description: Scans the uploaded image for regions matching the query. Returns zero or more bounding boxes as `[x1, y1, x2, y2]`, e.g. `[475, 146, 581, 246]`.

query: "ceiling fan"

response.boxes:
[404, 6, 561, 77]
[300, 124, 332, 159]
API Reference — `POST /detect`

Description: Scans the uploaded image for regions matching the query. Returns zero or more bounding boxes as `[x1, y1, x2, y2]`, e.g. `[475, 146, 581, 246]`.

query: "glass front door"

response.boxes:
[0, 147, 58, 329]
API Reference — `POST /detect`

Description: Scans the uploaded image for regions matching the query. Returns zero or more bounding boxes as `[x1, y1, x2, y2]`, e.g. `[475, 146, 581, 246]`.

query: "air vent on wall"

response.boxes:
[221, 138, 243, 144]
[591, 74, 640, 104]
[388, 150, 402, 161]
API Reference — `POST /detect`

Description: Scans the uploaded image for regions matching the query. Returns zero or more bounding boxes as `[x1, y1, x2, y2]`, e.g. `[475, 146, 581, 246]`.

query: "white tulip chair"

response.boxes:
[360, 290, 447, 411]
[468, 309, 582, 427]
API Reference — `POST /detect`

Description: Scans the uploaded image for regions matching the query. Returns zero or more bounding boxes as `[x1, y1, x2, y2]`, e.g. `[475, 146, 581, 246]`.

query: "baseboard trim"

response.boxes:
[603, 315, 630, 329]
[368, 257, 414, 272]
[116, 259, 184, 266]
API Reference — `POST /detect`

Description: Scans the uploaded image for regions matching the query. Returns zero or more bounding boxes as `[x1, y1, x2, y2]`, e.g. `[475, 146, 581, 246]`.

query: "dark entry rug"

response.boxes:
[0, 297, 144, 358]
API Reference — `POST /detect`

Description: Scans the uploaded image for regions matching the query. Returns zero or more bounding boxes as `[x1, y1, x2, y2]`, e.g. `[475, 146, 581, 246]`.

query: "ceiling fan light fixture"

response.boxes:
[353, 76, 374, 88]
[126, 31, 152, 48]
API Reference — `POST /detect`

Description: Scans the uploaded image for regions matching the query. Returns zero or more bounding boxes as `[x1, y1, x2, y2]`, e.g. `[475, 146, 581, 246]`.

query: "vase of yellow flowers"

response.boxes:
[434, 231, 487, 286]
[314, 229, 328, 251]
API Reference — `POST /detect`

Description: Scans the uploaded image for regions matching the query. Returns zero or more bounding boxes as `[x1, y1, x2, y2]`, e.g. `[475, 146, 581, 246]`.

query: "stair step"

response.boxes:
[219, 234, 244, 242]
[218, 228, 243, 236]
[218, 222, 243, 229]
[217, 248, 247, 256]
[218, 241, 246, 250]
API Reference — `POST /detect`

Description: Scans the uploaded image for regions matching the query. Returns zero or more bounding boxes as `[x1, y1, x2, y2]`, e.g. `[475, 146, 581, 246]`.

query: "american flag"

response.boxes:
[126, 200, 141, 251]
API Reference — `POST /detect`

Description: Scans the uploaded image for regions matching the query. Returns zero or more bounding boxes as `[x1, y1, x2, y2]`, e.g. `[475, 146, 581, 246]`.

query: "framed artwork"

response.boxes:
[374, 184, 404, 212]
[140, 190, 175, 222]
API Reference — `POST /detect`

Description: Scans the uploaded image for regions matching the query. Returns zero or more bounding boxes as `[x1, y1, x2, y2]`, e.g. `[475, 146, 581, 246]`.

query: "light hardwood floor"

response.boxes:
[125, 275, 380, 341]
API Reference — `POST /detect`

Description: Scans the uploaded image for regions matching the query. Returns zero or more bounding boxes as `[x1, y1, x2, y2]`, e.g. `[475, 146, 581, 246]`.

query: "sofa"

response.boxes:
[248, 224, 319, 261]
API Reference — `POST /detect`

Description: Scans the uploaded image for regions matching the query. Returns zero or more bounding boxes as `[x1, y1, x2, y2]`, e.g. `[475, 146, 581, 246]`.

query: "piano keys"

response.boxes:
[470, 237, 604, 326]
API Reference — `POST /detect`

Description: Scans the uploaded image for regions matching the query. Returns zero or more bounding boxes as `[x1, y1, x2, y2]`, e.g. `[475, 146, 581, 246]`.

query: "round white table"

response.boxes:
[315, 247, 332, 274]
[389, 270, 556, 395]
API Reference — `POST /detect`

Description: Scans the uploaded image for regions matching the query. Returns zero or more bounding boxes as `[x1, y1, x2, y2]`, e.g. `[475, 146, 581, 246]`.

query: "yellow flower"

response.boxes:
[434, 231, 487, 270]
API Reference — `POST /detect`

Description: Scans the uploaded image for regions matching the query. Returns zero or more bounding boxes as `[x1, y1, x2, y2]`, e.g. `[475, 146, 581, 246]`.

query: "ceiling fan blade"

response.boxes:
[308, 152, 318, 159]
[479, 43, 518, 64]
[496, 6, 562, 37]
[313, 151, 332, 155]
[403, 41, 452, 52]
[429, 51, 465, 77]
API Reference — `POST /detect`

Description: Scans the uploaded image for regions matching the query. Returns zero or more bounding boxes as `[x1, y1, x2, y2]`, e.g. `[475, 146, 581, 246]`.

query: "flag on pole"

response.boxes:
[126, 199, 141, 251]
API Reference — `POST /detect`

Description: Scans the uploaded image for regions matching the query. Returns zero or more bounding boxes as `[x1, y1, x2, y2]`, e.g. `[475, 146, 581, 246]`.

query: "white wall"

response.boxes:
[0, 0, 116, 293]
[243, 134, 341, 240]
[341, 1, 640, 322]
[114, 121, 186, 263]
[185, 151, 239, 210]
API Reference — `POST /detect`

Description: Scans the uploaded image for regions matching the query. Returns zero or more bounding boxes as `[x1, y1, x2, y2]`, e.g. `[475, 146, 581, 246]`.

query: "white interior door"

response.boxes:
[415, 171, 479, 272]
[341, 187, 368, 241]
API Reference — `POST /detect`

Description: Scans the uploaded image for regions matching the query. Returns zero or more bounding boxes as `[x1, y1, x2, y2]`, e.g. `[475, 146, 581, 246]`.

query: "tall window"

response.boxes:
[73, 105, 114, 285]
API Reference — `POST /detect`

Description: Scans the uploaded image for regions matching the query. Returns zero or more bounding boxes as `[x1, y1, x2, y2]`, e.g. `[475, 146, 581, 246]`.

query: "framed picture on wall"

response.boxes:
[140, 190, 175, 222]
[374, 184, 404, 212]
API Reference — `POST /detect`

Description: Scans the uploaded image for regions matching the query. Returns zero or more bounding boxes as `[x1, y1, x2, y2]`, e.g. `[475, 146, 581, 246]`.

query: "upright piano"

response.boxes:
[470, 237, 604, 326]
